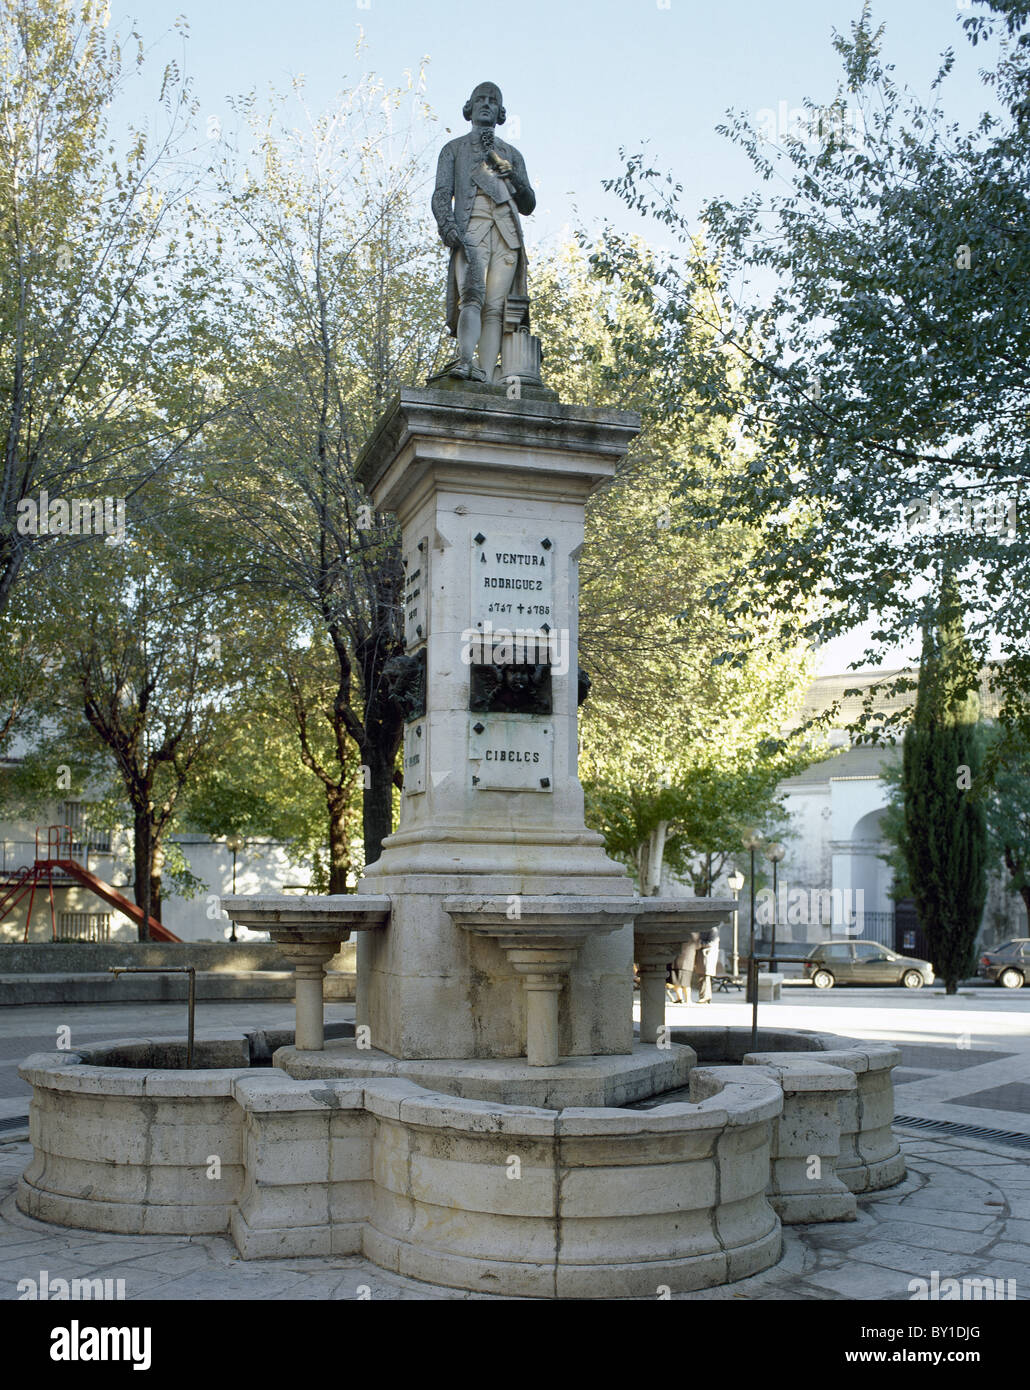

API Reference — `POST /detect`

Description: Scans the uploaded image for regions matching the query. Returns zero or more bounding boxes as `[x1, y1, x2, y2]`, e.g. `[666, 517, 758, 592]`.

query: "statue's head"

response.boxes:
[463, 81, 505, 127]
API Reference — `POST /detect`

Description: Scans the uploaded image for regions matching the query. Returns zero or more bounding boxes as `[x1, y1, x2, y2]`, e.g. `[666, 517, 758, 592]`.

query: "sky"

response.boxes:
[110, 0, 1005, 675]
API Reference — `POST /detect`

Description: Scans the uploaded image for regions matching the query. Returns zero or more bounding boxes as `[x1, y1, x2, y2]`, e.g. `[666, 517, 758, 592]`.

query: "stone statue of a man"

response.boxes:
[431, 81, 536, 383]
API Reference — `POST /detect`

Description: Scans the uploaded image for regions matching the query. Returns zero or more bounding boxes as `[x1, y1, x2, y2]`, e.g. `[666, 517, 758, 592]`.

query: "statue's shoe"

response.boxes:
[427, 357, 493, 386]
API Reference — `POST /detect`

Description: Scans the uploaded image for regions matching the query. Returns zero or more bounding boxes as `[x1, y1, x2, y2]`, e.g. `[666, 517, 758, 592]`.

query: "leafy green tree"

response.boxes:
[182, 608, 367, 892]
[17, 491, 242, 936]
[586, 770, 793, 898]
[0, 0, 222, 617]
[900, 574, 988, 992]
[592, 3, 1030, 733]
[531, 242, 821, 890]
[205, 74, 444, 870]
[978, 724, 1030, 930]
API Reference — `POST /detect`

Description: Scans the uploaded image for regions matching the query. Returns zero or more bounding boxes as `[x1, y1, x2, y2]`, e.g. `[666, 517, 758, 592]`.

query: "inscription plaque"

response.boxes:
[471, 532, 554, 633]
[469, 716, 553, 792]
[403, 537, 429, 647]
[403, 721, 426, 795]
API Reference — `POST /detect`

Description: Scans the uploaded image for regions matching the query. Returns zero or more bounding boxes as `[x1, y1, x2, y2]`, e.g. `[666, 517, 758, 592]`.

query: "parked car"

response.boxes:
[978, 939, 1030, 989]
[803, 940, 934, 990]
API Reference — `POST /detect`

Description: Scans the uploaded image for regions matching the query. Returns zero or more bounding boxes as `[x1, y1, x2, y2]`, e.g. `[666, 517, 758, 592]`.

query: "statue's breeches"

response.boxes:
[456, 220, 518, 324]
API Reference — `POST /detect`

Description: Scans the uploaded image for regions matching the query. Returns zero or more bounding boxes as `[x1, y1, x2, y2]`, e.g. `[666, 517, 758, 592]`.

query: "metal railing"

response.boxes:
[57, 911, 111, 942]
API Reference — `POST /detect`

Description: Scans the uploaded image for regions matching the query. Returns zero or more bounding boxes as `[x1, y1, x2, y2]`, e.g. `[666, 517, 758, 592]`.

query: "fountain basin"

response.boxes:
[15, 1025, 352, 1236]
[275, 1039, 695, 1108]
[672, 1027, 906, 1193]
[228, 1066, 784, 1297]
[16, 1023, 904, 1295]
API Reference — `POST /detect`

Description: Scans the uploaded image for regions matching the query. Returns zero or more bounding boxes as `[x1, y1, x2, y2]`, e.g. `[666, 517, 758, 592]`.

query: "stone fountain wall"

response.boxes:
[17, 1026, 904, 1297]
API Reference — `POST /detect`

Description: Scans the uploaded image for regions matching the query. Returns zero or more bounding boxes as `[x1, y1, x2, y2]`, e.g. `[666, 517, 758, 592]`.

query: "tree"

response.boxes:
[180, 637, 360, 894]
[0, 0, 221, 616]
[529, 242, 821, 892]
[592, 3, 1030, 735]
[183, 607, 367, 893]
[21, 493, 241, 936]
[586, 770, 793, 899]
[899, 574, 988, 992]
[979, 724, 1030, 930]
[206, 73, 444, 870]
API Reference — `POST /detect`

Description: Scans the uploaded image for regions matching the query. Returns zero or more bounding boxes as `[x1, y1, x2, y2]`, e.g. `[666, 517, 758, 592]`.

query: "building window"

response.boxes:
[59, 802, 111, 854]
[57, 911, 111, 942]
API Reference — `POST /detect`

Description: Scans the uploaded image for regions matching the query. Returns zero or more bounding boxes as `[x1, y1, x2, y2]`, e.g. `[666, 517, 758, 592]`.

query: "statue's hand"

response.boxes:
[489, 152, 514, 178]
[443, 225, 462, 249]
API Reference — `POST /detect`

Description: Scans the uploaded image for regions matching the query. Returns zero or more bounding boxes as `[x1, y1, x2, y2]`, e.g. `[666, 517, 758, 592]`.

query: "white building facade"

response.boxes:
[771, 673, 1023, 954]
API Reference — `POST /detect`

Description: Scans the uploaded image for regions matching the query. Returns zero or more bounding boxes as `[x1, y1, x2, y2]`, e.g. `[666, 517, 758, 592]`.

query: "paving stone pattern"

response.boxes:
[0, 1132, 1026, 1301]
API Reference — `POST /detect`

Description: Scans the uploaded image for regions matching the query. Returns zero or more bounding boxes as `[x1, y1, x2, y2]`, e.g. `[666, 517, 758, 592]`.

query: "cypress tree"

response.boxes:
[900, 574, 987, 994]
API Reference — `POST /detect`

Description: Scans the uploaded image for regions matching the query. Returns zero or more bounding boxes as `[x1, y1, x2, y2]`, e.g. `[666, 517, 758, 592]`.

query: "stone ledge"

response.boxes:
[275, 1040, 695, 1109]
[0, 969, 356, 1006]
[737, 1058, 858, 1092]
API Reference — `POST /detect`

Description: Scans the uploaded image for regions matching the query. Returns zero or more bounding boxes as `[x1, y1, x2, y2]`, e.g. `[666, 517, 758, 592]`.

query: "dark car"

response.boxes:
[978, 939, 1030, 989]
[803, 940, 934, 990]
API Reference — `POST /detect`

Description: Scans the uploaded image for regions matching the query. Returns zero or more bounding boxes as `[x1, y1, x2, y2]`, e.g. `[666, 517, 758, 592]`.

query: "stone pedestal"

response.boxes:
[757, 972, 784, 1001]
[500, 327, 543, 388]
[354, 388, 641, 1061]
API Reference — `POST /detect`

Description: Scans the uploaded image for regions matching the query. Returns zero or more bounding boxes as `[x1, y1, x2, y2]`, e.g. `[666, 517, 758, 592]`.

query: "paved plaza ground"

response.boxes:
[0, 986, 1026, 1300]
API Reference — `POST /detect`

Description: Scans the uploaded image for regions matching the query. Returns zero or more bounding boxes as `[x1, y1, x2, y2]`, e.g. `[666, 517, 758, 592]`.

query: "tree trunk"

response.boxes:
[642, 822, 669, 896]
[132, 810, 162, 940]
[362, 744, 398, 869]
[327, 787, 352, 894]
[133, 811, 149, 941]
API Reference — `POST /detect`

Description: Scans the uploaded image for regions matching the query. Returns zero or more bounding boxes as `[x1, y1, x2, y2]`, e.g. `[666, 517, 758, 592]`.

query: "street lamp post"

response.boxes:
[742, 831, 763, 1036]
[727, 868, 744, 978]
[765, 842, 786, 973]
[225, 835, 244, 942]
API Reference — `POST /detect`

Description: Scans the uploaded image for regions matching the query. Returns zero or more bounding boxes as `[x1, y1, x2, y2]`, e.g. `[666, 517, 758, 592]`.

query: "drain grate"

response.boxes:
[895, 1113, 1030, 1152]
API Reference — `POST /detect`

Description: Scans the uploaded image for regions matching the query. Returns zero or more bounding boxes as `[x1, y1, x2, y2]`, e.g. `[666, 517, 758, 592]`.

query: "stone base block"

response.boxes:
[838, 1149, 907, 1194]
[17, 1178, 234, 1236]
[231, 1208, 334, 1259]
[771, 1191, 857, 1224]
[275, 1040, 695, 1109]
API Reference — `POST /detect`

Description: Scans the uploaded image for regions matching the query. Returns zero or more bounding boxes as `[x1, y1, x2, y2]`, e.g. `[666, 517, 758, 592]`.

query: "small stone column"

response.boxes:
[443, 897, 639, 1067]
[635, 940, 674, 1044]
[503, 943, 580, 1067]
[274, 941, 340, 1050]
[634, 899, 736, 1045]
[219, 897, 391, 1053]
